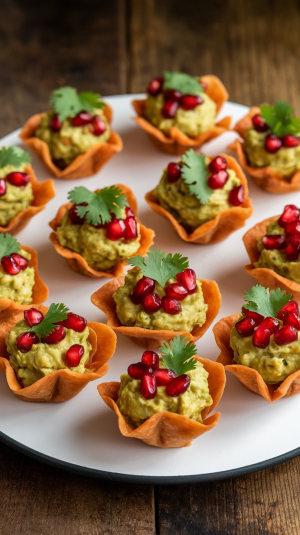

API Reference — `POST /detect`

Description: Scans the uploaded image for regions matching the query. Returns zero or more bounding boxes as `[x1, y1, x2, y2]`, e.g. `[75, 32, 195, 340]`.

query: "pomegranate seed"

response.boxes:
[65, 344, 84, 367]
[242, 308, 264, 325]
[131, 277, 155, 305]
[278, 205, 300, 228]
[24, 308, 44, 327]
[162, 100, 178, 119]
[1, 255, 20, 275]
[164, 89, 181, 102]
[228, 185, 244, 206]
[106, 219, 126, 241]
[252, 327, 271, 349]
[265, 134, 282, 153]
[285, 237, 300, 261]
[167, 162, 181, 183]
[154, 368, 177, 386]
[176, 268, 197, 294]
[142, 293, 161, 314]
[165, 283, 188, 301]
[283, 312, 300, 330]
[277, 300, 299, 321]
[285, 221, 300, 237]
[59, 312, 87, 333]
[208, 156, 227, 174]
[72, 111, 92, 127]
[6, 172, 30, 188]
[125, 207, 135, 218]
[141, 373, 157, 399]
[200, 81, 207, 91]
[259, 317, 280, 334]
[166, 374, 190, 397]
[252, 114, 269, 133]
[262, 235, 286, 250]
[0, 179, 6, 196]
[43, 325, 66, 344]
[124, 217, 137, 240]
[68, 203, 87, 225]
[274, 325, 298, 345]
[180, 95, 203, 110]
[141, 350, 159, 369]
[91, 116, 107, 136]
[282, 135, 300, 148]
[235, 317, 256, 337]
[128, 362, 149, 379]
[17, 332, 39, 353]
[147, 76, 164, 96]
[208, 170, 229, 190]
[11, 253, 28, 270]
[161, 296, 181, 315]
[49, 113, 61, 132]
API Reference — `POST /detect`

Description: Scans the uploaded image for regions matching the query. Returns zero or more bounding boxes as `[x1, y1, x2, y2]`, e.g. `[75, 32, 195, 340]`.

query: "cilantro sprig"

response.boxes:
[160, 335, 197, 376]
[0, 234, 20, 260]
[0, 147, 31, 169]
[163, 72, 203, 96]
[125, 247, 189, 288]
[181, 150, 213, 204]
[50, 87, 105, 122]
[243, 285, 292, 319]
[68, 186, 129, 226]
[260, 101, 300, 137]
[30, 303, 69, 339]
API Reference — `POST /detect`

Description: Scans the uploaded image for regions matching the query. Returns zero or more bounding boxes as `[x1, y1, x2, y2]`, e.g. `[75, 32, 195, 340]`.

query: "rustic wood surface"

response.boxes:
[0, 0, 300, 533]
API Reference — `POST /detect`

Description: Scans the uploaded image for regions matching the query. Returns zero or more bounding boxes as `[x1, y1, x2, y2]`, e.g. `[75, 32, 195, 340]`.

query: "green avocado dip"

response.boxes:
[7, 320, 92, 387]
[117, 357, 212, 428]
[0, 248, 34, 304]
[0, 163, 34, 227]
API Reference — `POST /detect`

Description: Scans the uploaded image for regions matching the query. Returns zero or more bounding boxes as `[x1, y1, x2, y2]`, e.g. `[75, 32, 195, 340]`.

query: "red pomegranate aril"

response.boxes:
[11, 253, 28, 270]
[72, 111, 92, 127]
[59, 312, 87, 333]
[252, 327, 271, 349]
[165, 283, 188, 301]
[235, 317, 256, 337]
[142, 293, 161, 314]
[259, 317, 280, 334]
[176, 268, 197, 294]
[285, 221, 300, 237]
[106, 218, 126, 241]
[164, 89, 181, 102]
[252, 114, 269, 133]
[24, 308, 44, 327]
[17, 332, 39, 353]
[141, 350, 159, 369]
[162, 100, 178, 119]
[65, 344, 84, 367]
[285, 237, 300, 261]
[125, 207, 135, 218]
[154, 368, 177, 386]
[43, 325, 66, 344]
[162, 296, 181, 315]
[242, 308, 264, 325]
[208, 156, 227, 173]
[283, 312, 300, 330]
[131, 277, 155, 305]
[282, 135, 300, 148]
[147, 76, 164, 96]
[208, 170, 229, 190]
[49, 113, 61, 132]
[68, 203, 87, 225]
[180, 94, 203, 110]
[124, 217, 137, 240]
[0, 179, 6, 196]
[228, 185, 244, 206]
[141, 373, 157, 399]
[6, 172, 30, 188]
[278, 204, 300, 228]
[277, 300, 299, 320]
[265, 134, 282, 153]
[1, 255, 20, 275]
[167, 162, 181, 183]
[166, 374, 190, 397]
[262, 235, 286, 250]
[91, 116, 107, 136]
[274, 325, 298, 346]
[128, 362, 149, 379]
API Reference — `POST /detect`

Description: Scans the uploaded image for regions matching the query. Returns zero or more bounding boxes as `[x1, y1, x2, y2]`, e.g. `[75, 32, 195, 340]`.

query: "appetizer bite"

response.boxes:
[0, 146, 55, 235]
[214, 285, 300, 401]
[145, 150, 253, 244]
[229, 101, 300, 193]
[132, 72, 230, 155]
[49, 184, 154, 278]
[20, 87, 122, 179]
[98, 336, 225, 447]
[0, 302, 116, 402]
[91, 247, 221, 348]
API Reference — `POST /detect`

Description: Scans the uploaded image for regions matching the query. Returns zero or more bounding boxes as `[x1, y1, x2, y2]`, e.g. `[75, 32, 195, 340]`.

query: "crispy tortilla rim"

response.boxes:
[98, 356, 225, 448]
[214, 314, 300, 402]
[0, 303, 116, 402]
[228, 106, 300, 194]
[91, 277, 221, 349]
[19, 103, 123, 179]
[49, 184, 155, 279]
[132, 75, 231, 155]
[145, 154, 253, 244]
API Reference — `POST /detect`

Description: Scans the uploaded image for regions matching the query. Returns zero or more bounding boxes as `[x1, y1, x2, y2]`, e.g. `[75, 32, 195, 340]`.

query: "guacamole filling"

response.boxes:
[7, 320, 92, 387]
[0, 163, 34, 227]
[0, 248, 34, 304]
[57, 208, 141, 272]
[145, 92, 216, 138]
[117, 357, 212, 428]
[113, 267, 208, 332]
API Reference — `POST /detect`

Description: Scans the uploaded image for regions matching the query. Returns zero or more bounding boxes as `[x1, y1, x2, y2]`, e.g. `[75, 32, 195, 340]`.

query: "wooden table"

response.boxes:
[1, 1, 300, 533]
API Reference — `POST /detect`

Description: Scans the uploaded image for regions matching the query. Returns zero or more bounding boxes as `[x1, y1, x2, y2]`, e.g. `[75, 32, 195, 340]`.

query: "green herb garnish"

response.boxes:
[30, 303, 69, 338]
[243, 285, 292, 319]
[68, 186, 129, 226]
[260, 101, 300, 137]
[160, 335, 197, 375]
[181, 150, 212, 204]
[125, 247, 189, 288]
[283, 359, 288, 366]
[163, 72, 203, 96]
[0, 234, 20, 259]
[50, 86, 105, 122]
[0, 147, 31, 169]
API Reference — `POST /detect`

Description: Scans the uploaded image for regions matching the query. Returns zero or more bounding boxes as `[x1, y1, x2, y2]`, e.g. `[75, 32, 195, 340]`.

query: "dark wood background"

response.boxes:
[1, 0, 300, 533]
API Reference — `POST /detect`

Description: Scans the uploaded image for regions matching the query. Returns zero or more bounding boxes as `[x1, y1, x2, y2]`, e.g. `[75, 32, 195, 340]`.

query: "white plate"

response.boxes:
[0, 95, 299, 484]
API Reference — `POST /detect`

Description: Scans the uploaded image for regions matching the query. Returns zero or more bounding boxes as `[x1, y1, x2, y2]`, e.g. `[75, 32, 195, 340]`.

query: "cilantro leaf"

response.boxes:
[125, 247, 189, 288]
[30, 303, 69, 338]
[243, 285, 292, 319]
[160, 335, 197, 376]
[0, 147, 31, 169]
[181, 150, 212, 204]
[0, 234, 20, 259]
[260, 101, 300, 137]
[68, 185, 129, 225]
[50, 86, 104, 121]
[163, 71, 203, 96]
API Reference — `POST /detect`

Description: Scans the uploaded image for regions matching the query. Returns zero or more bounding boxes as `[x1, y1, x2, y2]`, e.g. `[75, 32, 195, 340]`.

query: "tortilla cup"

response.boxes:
[98, 356, 225, 448]
[132, 75, 231, 155]
[19, 103, 123, 179]
[228, 107, 300, 194]
[91, 277, 221, 349]
[145, 154, 253, 244]
[49, 184, 155, 279]
[0, 165, 55, 236]
[0, 303, 116, 402]
[214, 314, 300, 402]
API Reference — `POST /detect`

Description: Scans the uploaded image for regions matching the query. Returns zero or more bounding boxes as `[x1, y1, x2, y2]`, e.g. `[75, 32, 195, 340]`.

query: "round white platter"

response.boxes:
[0, 95, 299, 484]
